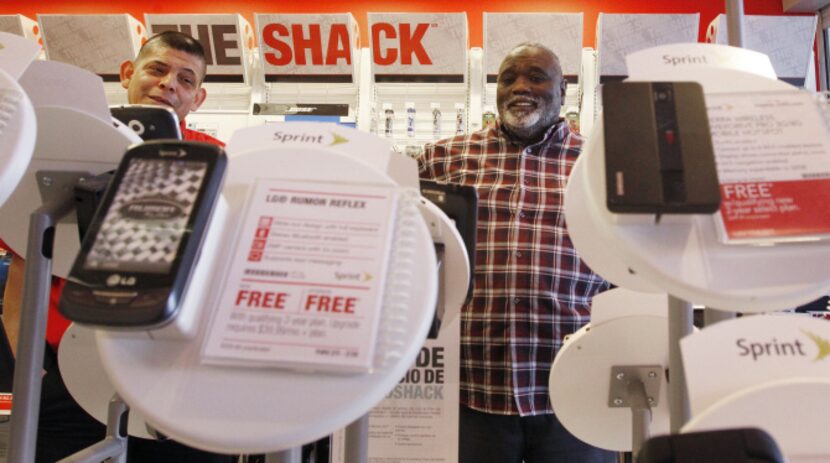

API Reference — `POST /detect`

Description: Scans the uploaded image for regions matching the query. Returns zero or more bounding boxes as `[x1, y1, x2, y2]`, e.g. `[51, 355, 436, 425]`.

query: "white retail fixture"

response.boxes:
[94, 123, 439, 454]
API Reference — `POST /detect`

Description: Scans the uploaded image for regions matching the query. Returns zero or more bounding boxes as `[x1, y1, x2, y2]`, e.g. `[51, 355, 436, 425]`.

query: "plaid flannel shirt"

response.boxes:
[419, 120, 610, 416]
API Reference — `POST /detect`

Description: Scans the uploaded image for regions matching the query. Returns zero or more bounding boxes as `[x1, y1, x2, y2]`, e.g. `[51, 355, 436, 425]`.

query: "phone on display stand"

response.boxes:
[59, 141, 226, 330]
[110, 104, 182, 141]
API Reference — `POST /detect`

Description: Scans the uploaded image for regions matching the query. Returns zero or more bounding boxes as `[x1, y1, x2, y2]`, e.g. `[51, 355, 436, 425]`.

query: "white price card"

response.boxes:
[203, 179, 398, 373]
[707, 91, 830, 243]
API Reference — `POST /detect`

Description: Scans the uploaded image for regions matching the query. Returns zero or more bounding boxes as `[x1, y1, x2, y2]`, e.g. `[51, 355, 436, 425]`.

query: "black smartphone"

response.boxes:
[603, 81, 721, 214]
[110, 105, 182, 141]
[59, 141, 226, 329]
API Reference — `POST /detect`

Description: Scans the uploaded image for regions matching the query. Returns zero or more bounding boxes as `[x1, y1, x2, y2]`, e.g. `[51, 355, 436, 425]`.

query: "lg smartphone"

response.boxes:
[59, 141, 226, 329]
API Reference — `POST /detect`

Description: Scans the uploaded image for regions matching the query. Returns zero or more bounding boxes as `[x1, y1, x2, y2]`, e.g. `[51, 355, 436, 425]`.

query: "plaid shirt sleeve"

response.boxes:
[419, 121, 610, 416]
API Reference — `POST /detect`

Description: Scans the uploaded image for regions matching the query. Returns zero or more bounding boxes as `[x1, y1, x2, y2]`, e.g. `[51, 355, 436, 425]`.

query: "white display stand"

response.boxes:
[682, 378, 830, 462]
[568, 43, 830, 313]
[0, 61, 140, 277]
[549, 288, 671, 453]
[58, 324, 154, 439]
[555, 42, 830, 458]
[0, 67, 36, 210]
[680, 314, 830, 461]
[416, 198, 470, 312]
[94, 125, 439, 454]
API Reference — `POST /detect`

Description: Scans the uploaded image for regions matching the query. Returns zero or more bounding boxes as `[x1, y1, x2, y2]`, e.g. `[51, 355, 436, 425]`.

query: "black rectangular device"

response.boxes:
[603, 81, 721, 214]
[110, 104, 182, 141]
[59, 141, 226, 329]
[637, 428, 784, 463]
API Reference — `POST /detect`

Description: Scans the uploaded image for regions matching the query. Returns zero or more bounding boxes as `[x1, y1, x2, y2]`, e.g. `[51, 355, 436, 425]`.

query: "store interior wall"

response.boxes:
[0, 0, 800, 48]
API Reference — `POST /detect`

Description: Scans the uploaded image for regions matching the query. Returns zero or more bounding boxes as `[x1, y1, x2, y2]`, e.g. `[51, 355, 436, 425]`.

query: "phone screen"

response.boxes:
[83, 158, 207, 274]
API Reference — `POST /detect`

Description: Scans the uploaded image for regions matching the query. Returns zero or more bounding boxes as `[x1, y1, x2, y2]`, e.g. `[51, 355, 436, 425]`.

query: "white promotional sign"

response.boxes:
[707, 14, 816, 84]
[681, 314, 830, 417]
[368, 13, 467, 82]
[37, 14, 145, 81]
[0, 14, 41, 42]
[596, 13, 699, 78]
[0, 31, 41, 80]
[626, 43, 776, 80]
[255, 13, 358, 84]
[202, 178, 398, 372]
[145, 14, 255, 84]
[483, 13, 583, 82]
[706, 91, 830, 243]
[332, 305, 460, 462]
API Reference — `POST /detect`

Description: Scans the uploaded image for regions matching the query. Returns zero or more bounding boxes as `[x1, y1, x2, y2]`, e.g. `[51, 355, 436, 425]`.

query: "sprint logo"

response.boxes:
[272, 131, 349, 146]
[735, 330, 830, 362]
[802, 330, 830, 361]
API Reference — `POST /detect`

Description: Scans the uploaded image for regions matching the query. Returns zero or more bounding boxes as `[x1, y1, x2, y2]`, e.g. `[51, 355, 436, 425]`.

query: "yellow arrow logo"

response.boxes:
[330, 132, 348, 146]
[802, 330, 830, 361]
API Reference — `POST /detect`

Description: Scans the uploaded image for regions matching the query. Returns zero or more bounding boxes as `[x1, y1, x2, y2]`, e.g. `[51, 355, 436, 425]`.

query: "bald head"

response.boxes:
[496, 43, 567, 143]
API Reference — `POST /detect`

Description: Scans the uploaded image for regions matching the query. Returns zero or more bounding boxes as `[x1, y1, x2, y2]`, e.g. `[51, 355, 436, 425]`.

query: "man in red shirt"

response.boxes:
[2, 31, 231, 462]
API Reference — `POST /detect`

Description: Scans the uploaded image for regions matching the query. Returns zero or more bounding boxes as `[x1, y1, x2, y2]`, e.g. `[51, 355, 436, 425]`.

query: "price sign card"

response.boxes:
[203, 179, 398, 373]
[708, 91, 830, 243]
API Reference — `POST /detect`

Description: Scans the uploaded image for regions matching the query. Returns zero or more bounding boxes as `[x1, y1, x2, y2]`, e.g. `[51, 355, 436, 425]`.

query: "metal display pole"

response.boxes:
[344, 413, 369, 463]
[667, 296, 693, 433]
[726, 0, 747, 48]
[59, 395, 129, 463]
[265, 448, 302, 463]
[7, 195, 74, 463]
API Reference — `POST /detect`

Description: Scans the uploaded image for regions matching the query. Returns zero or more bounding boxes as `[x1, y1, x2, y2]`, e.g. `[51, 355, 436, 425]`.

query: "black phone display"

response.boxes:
[59, 141, 226, 329]
[110, 104, 182, 141]
[602, 81, 721, 214]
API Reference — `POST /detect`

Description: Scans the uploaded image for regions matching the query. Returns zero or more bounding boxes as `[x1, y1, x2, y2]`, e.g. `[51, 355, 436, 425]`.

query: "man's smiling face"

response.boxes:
[496, 45, 566, 143]
[120, 44, 206, 122]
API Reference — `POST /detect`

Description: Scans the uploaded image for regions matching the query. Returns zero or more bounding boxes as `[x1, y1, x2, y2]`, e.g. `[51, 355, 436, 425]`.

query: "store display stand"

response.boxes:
[92, 125, 438, 456]
[7, 193, 74, 463]
[557, 41, 830, 459]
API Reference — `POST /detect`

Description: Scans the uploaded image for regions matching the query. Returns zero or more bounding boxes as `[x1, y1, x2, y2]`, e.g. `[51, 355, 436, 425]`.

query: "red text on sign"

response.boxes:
[371, 23, 432, 66]
[262, 23, 351, 66]
[235, 290, 288, 309]
[304, 294, 356, 314]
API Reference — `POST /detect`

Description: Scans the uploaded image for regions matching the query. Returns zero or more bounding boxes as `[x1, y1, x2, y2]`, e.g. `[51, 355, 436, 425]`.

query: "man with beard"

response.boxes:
[419, 43, 614, 462]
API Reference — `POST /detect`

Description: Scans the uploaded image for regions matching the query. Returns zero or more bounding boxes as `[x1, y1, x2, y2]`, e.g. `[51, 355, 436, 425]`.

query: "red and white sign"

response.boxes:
[255, 13, 358, 84]
[202, 179, 398, 373]
[368, 13, 467, 83]
[37, 14, 145, 81]
[707, 91, 830, 243]
[0, 393, 11, 416]
[145, 14, 255, 84]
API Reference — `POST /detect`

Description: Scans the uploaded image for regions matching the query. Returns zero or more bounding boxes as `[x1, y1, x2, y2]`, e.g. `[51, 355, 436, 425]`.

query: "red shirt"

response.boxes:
[2, 125, 224, 350]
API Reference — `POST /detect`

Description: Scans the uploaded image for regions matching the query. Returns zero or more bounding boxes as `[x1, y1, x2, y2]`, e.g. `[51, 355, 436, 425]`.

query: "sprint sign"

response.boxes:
[368, 13, 467, 82]
[255, 13, 358, 83]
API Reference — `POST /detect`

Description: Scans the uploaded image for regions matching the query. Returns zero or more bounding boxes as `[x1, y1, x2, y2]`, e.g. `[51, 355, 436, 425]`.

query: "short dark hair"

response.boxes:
[137, 31, 207, 80]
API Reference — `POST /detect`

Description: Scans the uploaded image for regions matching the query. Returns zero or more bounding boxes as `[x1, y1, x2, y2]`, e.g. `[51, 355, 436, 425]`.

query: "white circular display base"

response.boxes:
[683, 378, 830, 461]
[0, 106, 139, 277]
[58, 323, 153, 439]
[549, 315, 670, 452]
[96, 146, 438, 454]
[416, 197, 470, 312]
[569, 69, 830, 312]
[0, 68, 36, 209]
